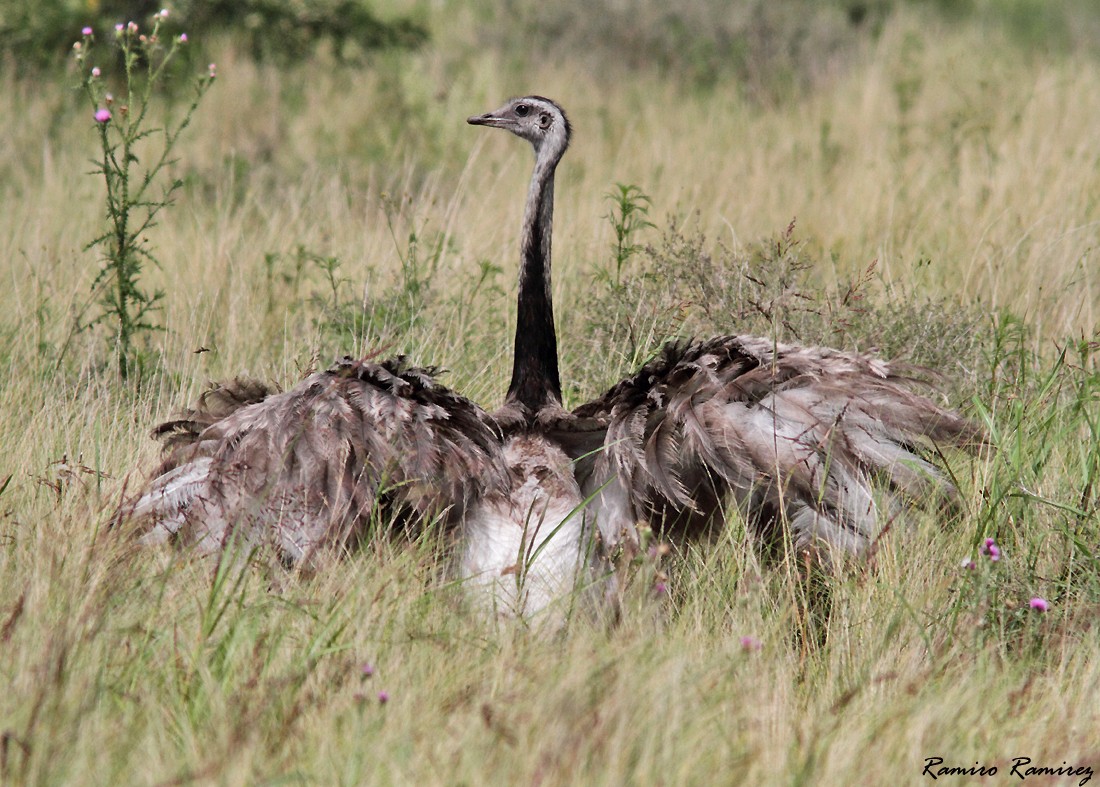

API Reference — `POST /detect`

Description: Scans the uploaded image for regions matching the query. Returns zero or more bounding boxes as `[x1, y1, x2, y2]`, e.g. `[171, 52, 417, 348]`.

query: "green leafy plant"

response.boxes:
[259, 225, 449, 354]
[603, 183, 655, 286]
[75, 13, 214, 379]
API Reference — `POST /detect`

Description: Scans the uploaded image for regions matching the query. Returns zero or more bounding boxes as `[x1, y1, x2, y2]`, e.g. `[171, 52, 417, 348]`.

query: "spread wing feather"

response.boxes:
[571, 336, 983, 558]
[120, 356, 509, 567]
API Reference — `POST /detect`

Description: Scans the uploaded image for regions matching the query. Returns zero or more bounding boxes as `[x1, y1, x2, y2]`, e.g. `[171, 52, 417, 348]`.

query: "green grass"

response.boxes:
[1, 3, 1098, 784]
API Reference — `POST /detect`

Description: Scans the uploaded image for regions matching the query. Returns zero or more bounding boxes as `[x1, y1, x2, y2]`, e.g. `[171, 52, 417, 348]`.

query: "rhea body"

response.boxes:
[124, 97, 980, 621]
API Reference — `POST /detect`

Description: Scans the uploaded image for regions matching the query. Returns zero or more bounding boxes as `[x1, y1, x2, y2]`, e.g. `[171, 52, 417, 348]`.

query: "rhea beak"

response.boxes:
[467, 111, 505, 128]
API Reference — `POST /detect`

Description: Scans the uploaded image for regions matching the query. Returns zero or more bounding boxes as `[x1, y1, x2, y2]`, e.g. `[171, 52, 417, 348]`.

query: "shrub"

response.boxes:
[565, 218, 990, 403]
[0, 0, 427, 71]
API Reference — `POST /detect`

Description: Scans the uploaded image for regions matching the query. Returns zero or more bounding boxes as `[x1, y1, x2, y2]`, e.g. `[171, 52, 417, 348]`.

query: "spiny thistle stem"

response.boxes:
[75, 13, 214, 379]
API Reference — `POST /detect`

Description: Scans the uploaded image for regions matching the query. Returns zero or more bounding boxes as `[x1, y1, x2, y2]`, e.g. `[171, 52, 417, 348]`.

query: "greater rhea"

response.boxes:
[123, 97, 980, 619]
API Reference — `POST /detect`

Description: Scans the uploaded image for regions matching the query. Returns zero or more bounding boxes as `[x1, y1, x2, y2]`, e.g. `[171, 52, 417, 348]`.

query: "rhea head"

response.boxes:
[467, 96, 571, 161]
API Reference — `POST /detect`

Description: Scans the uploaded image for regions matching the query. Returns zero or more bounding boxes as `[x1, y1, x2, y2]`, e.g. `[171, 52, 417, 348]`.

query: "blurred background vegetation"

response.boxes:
[4, 0, 1100, 85]
[2, 0, 1098, 390]
[0, 0, 427, 70]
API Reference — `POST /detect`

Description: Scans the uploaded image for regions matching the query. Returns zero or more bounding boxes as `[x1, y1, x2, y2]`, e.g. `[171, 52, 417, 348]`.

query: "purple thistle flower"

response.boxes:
[377, 691, 389, 704]
[960, 556, 977, 570]
[361, 663, 374, 677]
[91, 67, 101, 77]
[653, 581, 667, 595]
[115, 23, 124, 34]
[82, 26, 93, 36]
[94, 108, 111, 123]
[981, 538, 1002, 562]
[179, 33, 188, 43]
[740, 636, 762, 651]
[127, 21, 138, 33]
[1029, 597, 1049, 612]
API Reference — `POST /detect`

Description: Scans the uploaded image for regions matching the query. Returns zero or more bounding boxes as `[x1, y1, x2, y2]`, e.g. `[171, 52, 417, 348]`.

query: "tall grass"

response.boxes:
[0, 3, 1097, 784]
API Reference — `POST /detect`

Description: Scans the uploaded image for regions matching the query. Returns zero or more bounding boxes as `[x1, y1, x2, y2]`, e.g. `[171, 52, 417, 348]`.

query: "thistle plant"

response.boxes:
[74, 12, 214, 379]
[954, 535, 1054, 654]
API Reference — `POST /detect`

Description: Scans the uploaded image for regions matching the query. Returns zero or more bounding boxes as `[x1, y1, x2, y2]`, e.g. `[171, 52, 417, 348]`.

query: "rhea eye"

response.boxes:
[515, 104, 529, 117]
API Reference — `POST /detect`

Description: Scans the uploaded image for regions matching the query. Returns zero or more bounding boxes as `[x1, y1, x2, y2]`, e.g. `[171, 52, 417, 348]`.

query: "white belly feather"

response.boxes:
[460, 434, 608, 622]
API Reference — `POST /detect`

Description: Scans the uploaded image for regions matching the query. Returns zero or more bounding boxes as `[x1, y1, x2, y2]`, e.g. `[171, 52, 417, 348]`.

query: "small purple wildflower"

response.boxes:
[91, 67, 101, 77]
[127, 21, 138, 34]
[82, 26, 93, 36]
[740, 636, 762, 651]
[115, 23, 124, 34]
[653, 581, 667, 595]
[361, 663, 375, 678]
[377, 691, 389, 704]
[94, 108, 111, 123]
[207, 62, 217, 78]
[646, 541, 669, 560]
[179, 33, 188, 43]
[157, 9, 170, 20]
[960, 556, 976, 570]
[1029, 597, 1049, 612]
[981, 537, 1002, 562]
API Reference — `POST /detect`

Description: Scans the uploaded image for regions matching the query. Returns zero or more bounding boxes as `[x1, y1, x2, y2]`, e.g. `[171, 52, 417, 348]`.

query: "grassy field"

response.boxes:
[1, 2, 1098, 784]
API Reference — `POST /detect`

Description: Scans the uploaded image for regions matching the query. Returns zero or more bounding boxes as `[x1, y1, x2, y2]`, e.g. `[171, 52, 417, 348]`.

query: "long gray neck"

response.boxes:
[506, 150, 562, 412]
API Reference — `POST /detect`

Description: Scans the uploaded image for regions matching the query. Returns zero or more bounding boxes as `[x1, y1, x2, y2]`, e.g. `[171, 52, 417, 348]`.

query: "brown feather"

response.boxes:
[571, 335, 984, 560]
[120, 356, 509, 569]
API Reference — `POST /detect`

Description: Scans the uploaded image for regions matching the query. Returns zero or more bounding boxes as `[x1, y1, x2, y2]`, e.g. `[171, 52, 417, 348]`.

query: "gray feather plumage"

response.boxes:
[570, 336, 982, 557]
[123, 356, 509, 567]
